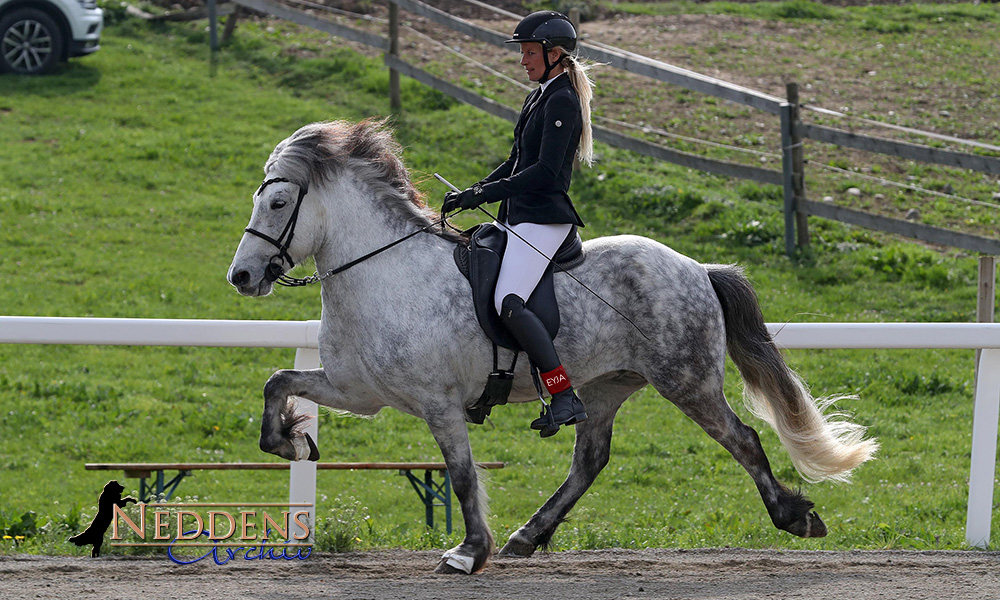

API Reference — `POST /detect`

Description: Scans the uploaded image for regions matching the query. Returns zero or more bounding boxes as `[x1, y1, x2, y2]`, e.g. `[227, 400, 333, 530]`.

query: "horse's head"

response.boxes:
[228, 119, 443, 296]
[227, 175, 319, 296]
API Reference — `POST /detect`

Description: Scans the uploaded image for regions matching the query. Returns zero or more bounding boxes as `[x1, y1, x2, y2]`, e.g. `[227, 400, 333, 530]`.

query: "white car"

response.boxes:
[0, 0, 103, 74]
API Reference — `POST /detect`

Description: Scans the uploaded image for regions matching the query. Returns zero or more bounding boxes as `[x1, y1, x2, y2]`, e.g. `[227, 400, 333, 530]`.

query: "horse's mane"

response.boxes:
[265, 118, 461, 240]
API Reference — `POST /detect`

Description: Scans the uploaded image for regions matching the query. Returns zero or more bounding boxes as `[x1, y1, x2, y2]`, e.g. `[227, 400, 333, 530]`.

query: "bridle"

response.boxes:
[243, 177, 310, 286]
[244, 176, 455, 288]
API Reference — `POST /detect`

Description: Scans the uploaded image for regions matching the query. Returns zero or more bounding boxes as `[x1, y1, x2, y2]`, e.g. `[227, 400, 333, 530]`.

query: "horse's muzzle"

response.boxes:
[228, 266, 273, 297]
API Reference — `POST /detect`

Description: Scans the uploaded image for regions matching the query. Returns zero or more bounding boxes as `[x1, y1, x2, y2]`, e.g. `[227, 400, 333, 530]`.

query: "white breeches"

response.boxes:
[493, 221, 574, 316]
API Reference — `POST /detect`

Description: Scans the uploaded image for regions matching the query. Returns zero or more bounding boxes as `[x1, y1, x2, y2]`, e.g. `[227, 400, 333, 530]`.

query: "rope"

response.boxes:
[801, 104, 1000, 154]
[596, 113, 782, 160]
[402, 24, 531, 92]
[814, 162, 1000, 210]
[454, 0, 523, 20]
[282, 0, 386, 23]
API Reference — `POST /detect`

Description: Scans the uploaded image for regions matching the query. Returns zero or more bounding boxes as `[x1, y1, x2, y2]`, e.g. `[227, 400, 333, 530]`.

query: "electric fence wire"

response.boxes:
[401, 23, 531, 92]
[814, 162, 1000, 211]
[282, 0, 386, 23]
[801, 104, 1000, 154]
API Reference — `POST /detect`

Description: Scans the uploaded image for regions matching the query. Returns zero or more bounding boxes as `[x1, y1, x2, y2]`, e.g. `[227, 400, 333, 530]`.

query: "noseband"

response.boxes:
[243, 177, 309, 285]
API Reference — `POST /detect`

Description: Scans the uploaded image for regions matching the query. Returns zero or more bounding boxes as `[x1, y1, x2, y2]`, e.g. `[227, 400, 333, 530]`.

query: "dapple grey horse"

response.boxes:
[227, 119, 877, 574]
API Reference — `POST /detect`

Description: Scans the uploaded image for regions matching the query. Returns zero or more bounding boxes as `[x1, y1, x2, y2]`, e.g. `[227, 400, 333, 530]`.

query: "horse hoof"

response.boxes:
[304, 433, 320, 461]
[291, 434, 320, 461]
[434, 550, 475, 574]
[803, 511, 827, 538]
[784, 510, 828, 538]
[498, 534, 536, 558]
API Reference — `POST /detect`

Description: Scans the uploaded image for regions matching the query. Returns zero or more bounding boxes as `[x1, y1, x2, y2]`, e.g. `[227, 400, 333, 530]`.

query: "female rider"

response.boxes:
[443, 11, 596, 438]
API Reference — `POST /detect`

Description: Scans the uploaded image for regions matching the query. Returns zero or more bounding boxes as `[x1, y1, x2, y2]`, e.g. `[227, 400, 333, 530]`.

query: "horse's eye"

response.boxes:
[271, 199, 287, 210]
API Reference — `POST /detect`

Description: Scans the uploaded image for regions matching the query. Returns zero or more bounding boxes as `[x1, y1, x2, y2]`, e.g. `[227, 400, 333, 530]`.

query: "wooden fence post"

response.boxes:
[976, 256, 997, 381]
[389, 2, 402, 113]
[786, 82, 809, 249]
[222, 6, 241, 46]
[780, 103, 797, 257]
[568, 7, 581, 33]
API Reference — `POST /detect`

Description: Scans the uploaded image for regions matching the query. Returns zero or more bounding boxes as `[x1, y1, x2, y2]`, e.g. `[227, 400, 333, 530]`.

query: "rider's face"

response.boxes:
[519, 42, 561, 83]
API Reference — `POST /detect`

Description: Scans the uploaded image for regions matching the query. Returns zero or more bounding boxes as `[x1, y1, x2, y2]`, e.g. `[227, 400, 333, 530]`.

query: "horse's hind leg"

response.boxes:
[663, 377, 827, 538]
[500, 371, 646, 557]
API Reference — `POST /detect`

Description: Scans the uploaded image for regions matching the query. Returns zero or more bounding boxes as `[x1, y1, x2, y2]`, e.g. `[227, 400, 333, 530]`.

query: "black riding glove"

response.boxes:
[442, 185, 486, 213]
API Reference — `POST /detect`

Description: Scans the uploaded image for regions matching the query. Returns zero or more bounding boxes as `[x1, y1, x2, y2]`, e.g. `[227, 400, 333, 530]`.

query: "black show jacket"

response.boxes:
[477, 73, 586, 227]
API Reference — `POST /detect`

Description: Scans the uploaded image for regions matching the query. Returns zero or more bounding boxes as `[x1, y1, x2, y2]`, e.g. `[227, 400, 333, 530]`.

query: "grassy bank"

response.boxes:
[0, 11, 994, 556]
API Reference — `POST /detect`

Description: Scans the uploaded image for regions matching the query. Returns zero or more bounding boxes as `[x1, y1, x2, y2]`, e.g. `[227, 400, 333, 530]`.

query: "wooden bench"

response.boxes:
[85, 461, 504, 534]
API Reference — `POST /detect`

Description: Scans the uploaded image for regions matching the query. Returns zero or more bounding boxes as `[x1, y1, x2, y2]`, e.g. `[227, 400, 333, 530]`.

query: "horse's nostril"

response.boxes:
[231, 270, 251, 287]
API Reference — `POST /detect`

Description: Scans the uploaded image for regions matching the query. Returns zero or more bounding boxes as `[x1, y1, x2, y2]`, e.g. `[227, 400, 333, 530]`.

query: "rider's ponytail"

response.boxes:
[561, 51, 595, 167]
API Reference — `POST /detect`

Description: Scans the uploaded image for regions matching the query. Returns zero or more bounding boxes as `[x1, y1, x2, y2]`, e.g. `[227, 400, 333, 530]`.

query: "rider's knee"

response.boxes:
[499, 293, 526, 322]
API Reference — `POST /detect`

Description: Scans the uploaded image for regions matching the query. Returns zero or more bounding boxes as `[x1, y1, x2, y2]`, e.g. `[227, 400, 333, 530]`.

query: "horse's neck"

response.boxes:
[312, 178, 450, 318]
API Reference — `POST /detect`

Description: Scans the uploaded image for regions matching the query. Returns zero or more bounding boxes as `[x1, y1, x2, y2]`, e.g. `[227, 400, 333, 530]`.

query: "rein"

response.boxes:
[275, 218, 450, 287]
[245, 176, 455, 288]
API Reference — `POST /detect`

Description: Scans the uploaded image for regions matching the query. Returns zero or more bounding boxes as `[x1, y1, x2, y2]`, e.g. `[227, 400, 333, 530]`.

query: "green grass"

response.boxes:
[0, 14, 996, 557]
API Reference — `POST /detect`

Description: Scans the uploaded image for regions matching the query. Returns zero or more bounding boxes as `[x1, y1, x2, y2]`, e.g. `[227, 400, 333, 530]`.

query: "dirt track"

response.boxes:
[3, 548, 1000, 599]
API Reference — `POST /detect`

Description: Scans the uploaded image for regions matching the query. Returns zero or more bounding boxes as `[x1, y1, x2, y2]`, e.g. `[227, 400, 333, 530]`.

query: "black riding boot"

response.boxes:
[500, 294, 587, 437]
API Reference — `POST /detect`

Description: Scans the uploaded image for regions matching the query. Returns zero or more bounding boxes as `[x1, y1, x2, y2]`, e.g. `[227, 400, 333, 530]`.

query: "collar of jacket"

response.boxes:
[523, 73, 572, 120]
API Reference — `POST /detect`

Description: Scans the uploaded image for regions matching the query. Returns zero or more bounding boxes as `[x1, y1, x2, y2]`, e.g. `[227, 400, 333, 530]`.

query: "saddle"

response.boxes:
[453, 223, 585, 423]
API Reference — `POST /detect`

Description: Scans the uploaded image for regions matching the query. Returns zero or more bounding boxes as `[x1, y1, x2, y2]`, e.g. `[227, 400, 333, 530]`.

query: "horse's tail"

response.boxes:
[706, 264, 878, 483]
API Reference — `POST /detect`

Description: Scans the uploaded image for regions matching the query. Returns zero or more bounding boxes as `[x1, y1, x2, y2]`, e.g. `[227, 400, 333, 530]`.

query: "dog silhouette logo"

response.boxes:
[69, 480, 137, 557]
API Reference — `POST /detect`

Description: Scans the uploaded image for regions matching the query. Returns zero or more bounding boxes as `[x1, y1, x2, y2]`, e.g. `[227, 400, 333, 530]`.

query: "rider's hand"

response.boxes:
[442, 191, 461, 213]
[443, 186, 485, 213]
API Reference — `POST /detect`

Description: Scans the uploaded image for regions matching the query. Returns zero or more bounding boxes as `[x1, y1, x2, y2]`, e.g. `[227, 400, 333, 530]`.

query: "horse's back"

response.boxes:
[580, 234, 716, 302]
[560, 234, 722, 348]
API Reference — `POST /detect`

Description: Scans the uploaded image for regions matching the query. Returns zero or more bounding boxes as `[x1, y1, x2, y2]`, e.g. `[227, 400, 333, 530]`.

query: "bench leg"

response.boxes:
[138, 470, 191, 502]
[401, 469, 452, 534]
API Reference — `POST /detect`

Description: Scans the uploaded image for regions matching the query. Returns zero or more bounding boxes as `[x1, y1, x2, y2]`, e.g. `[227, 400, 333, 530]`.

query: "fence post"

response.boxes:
[780, 103, 797, 257]
[222, 6, 241, 46]
[966, 347, 1000, 548]
[207, 0, 219, 52]
[786, 82, 809, 249]
[976, 256, 997, 382]
[389, 2, 401, 113]
[568, 7, 581, 33]
[289, 346, 321, 543]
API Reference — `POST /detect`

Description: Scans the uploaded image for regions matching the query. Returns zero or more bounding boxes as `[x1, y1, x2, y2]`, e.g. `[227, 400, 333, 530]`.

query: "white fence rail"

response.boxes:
[1, 317, 998, 547]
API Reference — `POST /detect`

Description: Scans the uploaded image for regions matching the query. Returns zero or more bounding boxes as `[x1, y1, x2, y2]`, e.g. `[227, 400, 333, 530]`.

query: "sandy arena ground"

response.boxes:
[3, 548, 1000, 599]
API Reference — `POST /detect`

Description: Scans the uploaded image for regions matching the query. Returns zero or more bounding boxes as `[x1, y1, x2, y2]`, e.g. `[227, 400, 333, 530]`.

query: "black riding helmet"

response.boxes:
[505, 11, 578, 82]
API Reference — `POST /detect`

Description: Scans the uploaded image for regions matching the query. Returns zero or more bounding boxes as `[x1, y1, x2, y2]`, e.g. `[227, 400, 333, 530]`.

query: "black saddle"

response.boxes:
[453, 223, 585, 351]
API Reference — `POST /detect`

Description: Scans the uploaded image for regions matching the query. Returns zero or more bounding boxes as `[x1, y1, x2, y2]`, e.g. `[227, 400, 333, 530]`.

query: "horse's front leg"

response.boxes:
[424, 407, 493, 574]
[259, 368, 381, 461]
[500, 372, 644, 557]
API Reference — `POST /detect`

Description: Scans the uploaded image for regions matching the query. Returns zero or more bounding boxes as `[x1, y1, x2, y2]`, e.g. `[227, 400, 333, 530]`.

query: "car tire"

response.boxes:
[0, 8, 65, 75]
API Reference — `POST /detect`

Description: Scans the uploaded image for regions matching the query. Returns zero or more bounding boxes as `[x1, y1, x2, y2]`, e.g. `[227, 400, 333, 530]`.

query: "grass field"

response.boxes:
[0, 4, 996, 555]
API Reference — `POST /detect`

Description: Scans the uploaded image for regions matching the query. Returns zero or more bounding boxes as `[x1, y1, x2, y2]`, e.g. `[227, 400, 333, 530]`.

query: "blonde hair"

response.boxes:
[560, 51, 596, 167]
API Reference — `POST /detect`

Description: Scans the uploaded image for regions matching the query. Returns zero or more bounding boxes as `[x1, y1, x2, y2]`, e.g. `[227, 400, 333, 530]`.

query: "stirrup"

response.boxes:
[530, 406, 561, 438]
[529, 395, 587, 437]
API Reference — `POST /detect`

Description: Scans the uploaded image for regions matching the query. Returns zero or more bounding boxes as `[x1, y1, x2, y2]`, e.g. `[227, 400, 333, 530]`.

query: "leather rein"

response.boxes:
[243, 177, 454, 287]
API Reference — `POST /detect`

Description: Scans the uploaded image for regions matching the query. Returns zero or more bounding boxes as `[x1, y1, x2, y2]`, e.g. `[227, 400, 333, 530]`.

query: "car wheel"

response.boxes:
[0, 8, 65, 75]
